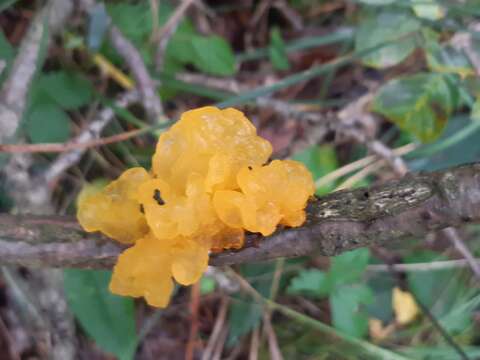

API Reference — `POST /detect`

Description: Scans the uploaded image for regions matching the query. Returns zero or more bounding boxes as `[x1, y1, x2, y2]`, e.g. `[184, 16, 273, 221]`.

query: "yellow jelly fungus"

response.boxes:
[77, 106, 315, 307]
[77, 167, 150, 244]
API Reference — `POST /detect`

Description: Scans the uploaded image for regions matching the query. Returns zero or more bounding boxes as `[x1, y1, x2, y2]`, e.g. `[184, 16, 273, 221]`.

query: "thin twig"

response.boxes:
[42, 91, 139, 183]
[149, 0, 160, 42]
[155, 0, 197, 71]
[201, 296, 229, 360]
[0, 127, 145, 154]
[335, 161, 385, 191]
[366, 259, 480, 273]
[0, 163, 480, 268]
[315, 143, 416, 189]
[79, 0, 163, 123]
[271, 0, 303, 31]
[263, 314, 283, 360]
[211, 326, 228, 360]
[248, 325, 260, 360]
[108, 26, 164, 123]
[185, 282, 201, 360]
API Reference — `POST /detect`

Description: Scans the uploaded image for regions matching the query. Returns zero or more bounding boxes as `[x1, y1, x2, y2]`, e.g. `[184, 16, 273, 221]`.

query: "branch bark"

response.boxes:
[1, 163, 479, 269]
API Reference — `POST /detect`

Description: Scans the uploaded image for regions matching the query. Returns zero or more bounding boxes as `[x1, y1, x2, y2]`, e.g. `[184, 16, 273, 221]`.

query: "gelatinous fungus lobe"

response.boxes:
[77, 106, 314, 307]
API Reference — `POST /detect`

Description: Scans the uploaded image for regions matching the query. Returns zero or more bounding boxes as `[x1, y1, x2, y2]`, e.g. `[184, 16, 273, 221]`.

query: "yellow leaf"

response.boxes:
[392, 287, 420, 325]
[93, 53, 134, 90]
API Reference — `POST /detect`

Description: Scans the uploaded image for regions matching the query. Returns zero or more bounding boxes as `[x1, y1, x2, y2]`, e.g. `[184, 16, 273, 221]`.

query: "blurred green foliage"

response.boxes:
[64, 270, 137, 360]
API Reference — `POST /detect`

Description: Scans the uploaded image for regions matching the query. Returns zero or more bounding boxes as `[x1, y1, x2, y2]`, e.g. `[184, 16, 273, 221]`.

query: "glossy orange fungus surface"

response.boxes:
[77, 106, 314, 307]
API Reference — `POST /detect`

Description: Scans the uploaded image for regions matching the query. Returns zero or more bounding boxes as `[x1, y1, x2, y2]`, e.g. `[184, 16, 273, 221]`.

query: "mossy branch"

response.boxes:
[1, 163, 479, 269]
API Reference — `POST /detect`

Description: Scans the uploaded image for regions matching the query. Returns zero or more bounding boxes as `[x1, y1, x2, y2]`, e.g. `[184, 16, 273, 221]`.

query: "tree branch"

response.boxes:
[1, 163, 479, 269]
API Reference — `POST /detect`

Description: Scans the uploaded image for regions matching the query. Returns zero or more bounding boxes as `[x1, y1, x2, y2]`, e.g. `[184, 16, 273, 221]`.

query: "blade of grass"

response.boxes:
[236, 27, 353, 63]
[157, 74, 232, 101]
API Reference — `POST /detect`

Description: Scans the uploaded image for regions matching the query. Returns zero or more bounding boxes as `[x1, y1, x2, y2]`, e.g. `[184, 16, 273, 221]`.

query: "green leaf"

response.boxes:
[287, 269, 332, 298]
[355, 10, 420, 68]
[372, 73, 457, 142]
[25, 103, 71, 144]
[36, 71, 93, 109]
[200, 275, 216, 295]
[107, 3, 152, 43]
[190, 35, 236, 76]
[269, 27, 290, 71]
[329, 248, 370, 286]
[330, 284, 374, 338]
[63, 270, 137, 360]
[227, 262, 276, 345]
[166, 34, 196, 65]
[227, 299, 262, 346]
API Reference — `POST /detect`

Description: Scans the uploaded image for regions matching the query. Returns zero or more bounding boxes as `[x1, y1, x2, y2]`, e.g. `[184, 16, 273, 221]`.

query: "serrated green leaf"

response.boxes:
[269, 27, 290, 71]
[329, 248, 370, 286]
[63, 270, 137, 360]
[25, 103, 71, 144]
[372, 73, 457, 142]
[36, 71, 93, 109]
[330, 284, 374, 338]
[190, 35, 236, 76]
[355, 10, 420, 68]
[287, 269, 331, 298]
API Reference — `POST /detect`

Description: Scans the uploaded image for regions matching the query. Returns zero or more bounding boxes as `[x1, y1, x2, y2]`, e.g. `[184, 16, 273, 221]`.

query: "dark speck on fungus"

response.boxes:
[153, 189, 165, 205]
